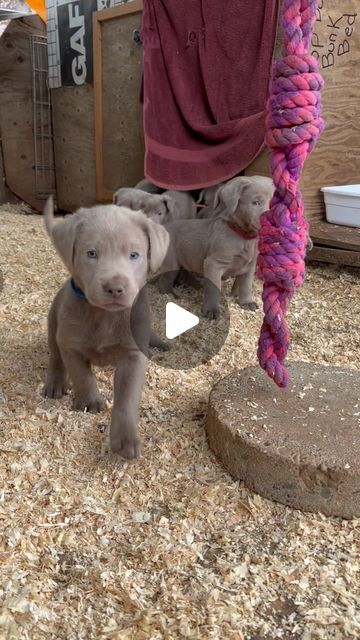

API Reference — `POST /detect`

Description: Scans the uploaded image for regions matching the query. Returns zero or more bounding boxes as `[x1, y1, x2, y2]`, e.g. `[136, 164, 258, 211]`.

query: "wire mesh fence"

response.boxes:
[30, 34, 56, 199]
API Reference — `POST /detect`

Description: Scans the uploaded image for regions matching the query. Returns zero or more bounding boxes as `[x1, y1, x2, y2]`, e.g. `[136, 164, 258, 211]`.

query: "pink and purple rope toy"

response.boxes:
[257, 0, 325, 388]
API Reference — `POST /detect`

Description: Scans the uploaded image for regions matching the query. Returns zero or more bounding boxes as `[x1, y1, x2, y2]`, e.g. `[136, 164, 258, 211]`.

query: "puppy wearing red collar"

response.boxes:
[158, 176, 274, 319]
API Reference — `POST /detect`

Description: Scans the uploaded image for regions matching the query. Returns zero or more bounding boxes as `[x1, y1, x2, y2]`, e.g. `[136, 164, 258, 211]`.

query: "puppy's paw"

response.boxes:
[159, 286, 179, 300]
[157, 275, 178, 297]
[110, 434, 141, 460]
[158, 281, 172, 295]
[201, 304, 220, 320]
[239, 301, 259, 312]
[149, 334, 170, 352]
[179, 272, 203, 290]
[42, 376, 68, 400]
[155, 341, 170, 352]
[72, 394, 106, 413]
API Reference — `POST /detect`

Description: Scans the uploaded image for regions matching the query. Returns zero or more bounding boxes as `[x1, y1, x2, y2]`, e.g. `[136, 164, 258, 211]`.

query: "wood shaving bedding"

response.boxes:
[0, 207, 359, 639]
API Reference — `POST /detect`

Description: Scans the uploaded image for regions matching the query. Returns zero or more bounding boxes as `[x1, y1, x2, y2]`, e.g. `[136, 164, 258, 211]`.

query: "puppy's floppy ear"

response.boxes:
[204, 183, 223, 208]
[113, 188, 142, 209]
[214, 178, 252, 219]
[145, 218, 170, 273]
[212, 183, 235, 216]
[43, 197, 85, 273]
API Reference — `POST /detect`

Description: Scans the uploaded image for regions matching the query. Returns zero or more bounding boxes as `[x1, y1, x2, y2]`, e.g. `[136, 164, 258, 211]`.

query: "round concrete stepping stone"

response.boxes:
[205, 362, 360, 519]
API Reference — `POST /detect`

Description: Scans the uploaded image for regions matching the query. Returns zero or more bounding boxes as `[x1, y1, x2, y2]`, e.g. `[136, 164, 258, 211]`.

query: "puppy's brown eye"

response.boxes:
[129, 251, 140, 261]
[87, 249, 98, 259]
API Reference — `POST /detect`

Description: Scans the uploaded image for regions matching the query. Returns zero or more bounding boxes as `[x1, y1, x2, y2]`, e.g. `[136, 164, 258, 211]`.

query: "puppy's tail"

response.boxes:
[43, 195, 55, 238]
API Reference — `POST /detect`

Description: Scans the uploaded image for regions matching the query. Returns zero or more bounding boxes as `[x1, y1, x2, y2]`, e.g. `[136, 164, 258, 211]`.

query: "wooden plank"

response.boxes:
[307, 246, 360, 267]
[310, 219, 360, 251]
[93, 2, 143, 201]
[0, 16, 46, 211]
[0, 141, 13, 205]
[246, 0, 360, 223]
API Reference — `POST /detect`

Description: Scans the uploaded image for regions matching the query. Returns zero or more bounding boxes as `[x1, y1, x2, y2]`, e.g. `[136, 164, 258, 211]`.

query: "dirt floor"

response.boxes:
[0, 206, 359, 640]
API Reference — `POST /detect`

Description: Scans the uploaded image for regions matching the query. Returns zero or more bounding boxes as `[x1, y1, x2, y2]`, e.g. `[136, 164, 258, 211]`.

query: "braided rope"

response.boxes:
[257, 0, 324, 388]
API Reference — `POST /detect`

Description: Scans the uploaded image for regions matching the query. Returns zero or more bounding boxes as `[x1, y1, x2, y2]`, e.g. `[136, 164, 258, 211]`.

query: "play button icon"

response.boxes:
[130, 270, 230, 370]
[165, 302, 199, 339]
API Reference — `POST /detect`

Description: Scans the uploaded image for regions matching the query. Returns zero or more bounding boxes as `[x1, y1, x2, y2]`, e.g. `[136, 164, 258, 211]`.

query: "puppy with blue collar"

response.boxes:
[42, 197, 169, 459]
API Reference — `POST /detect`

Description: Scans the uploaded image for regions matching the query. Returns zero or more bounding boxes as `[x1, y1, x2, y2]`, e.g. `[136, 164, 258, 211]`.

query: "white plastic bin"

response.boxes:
[321, 184, 360, 228]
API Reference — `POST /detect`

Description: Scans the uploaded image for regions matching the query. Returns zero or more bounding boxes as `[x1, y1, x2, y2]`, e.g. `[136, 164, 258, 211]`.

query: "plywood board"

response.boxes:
[245, 1, 360, 223]
[52, 1, 143, 210]
[93, 0, 143, 201]
[0, 16, 46, 211]
[51, 84, 97, 210]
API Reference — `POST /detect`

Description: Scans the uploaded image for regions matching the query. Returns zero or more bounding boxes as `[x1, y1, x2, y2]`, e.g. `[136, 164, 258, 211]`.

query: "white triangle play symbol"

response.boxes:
[165, 302, 199, 340]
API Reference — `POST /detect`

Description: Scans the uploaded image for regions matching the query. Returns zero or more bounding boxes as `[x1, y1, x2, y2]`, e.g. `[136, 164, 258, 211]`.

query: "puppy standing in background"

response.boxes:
[42, 197, 169, 459]
[159, 176, 274, 319]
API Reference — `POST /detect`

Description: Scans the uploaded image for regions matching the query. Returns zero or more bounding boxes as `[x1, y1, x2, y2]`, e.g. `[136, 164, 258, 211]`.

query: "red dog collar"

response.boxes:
[227, 221, 258, 240]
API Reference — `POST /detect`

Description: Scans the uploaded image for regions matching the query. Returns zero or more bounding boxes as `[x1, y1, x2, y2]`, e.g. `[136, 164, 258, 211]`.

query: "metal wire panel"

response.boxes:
[30, 34, 56, 199]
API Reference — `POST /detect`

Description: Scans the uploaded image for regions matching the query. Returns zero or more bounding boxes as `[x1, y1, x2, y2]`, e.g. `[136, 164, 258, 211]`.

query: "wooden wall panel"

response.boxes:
[52, 85, 97, 210]
[52, 4, 143, 211]
[101, 12, 144, 198]
[245, 1, 360, 224]
[52, 1, 359, 219]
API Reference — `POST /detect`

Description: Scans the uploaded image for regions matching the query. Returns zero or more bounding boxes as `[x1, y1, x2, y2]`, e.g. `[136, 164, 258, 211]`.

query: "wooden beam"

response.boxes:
[310, 220, 360, 252]
[307, 246, 360, 268]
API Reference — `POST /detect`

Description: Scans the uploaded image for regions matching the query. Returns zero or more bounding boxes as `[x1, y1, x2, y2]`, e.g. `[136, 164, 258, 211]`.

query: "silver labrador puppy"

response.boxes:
[158, 176, 274, 319]
[134, 178, 163, 194]
[113, 187, 196, 225]
[42, 197, 169, 459]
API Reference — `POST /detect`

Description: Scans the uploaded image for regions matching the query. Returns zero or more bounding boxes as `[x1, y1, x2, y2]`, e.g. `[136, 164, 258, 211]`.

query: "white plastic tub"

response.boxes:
[321, 184, 360, 228]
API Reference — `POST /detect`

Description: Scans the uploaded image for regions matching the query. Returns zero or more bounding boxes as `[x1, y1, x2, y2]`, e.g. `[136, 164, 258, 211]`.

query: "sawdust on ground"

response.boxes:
[0, 207, 359, 640]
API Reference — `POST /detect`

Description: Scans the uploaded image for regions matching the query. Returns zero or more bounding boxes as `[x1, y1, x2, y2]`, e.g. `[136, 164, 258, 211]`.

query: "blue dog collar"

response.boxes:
[70, 278, 86, 300]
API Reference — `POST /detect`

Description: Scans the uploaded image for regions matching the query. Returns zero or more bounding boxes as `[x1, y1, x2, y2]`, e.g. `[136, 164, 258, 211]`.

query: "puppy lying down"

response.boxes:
[158, 176, 275, 319]
[42, 198, 169, 459]
[113, 187, 196, 225]
[134, 178, 163, 194]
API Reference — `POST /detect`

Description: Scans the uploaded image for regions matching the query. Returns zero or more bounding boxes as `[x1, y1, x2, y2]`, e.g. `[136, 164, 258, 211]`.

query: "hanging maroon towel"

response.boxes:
[140, 0, 279, 191]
